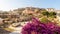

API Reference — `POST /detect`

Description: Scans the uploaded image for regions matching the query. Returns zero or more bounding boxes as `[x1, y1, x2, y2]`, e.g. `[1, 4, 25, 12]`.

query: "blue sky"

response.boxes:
[0, 0, 60, 11]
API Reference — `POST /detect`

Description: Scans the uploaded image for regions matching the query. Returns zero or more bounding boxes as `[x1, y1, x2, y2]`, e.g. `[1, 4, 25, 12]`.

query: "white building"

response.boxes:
[55, 10, 60, 21]
[46, 8, 55, 12]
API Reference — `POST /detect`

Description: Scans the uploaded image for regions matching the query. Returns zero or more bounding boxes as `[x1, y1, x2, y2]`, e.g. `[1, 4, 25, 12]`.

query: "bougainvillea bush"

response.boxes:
[21, 17, 60, 34]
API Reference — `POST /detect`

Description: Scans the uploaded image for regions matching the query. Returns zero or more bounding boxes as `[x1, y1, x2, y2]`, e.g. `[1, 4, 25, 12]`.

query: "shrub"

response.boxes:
[40, 17, 49, 23]
[21, 17, 60, 34]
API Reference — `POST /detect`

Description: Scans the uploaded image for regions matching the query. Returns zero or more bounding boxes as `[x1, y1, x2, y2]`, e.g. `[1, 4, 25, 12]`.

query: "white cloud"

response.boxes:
[0, 0, 15, 11]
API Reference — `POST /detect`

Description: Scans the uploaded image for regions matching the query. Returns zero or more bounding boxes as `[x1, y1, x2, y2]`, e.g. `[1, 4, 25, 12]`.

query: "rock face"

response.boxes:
[0, 18, 3, 25]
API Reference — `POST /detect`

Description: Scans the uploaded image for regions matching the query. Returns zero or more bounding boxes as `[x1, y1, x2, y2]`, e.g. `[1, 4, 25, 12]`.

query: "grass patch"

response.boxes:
[3, 28, 15, 32]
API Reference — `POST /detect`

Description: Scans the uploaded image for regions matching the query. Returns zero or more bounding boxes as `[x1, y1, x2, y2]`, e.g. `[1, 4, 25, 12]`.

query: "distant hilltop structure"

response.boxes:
[46, 8, 55, 12]
[45, 8, 60, 13]
[55, 10, 60, 13]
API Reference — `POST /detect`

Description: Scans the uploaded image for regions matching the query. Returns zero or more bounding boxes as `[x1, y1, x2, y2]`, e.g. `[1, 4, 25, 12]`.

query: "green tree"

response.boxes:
[42, 11, 49, 17]
[49, 12, 56, 18]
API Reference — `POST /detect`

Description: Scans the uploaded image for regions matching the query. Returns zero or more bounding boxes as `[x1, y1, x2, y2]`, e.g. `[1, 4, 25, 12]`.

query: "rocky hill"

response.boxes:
[0, 7, 57, 28]
[0, 7, 46, 21]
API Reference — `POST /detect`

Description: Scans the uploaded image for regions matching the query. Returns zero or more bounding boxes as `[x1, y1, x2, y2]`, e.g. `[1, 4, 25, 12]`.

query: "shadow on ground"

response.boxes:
[0, 28, 11, 34]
